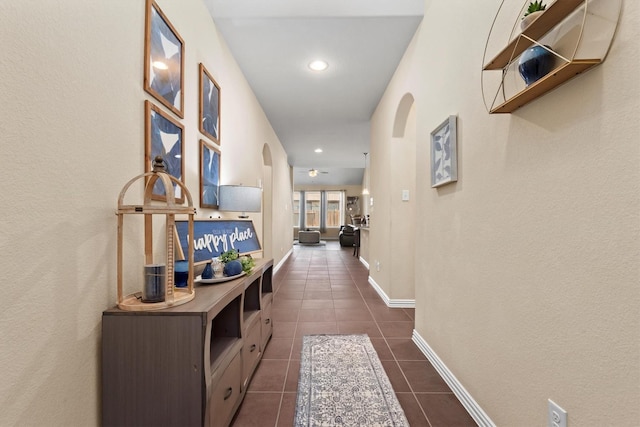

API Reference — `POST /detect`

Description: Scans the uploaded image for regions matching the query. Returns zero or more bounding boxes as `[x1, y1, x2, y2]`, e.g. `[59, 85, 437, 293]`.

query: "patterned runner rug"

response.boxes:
[295, 334, 409, 426]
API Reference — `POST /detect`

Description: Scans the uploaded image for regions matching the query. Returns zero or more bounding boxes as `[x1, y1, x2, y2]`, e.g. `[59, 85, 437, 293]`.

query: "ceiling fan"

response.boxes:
[300, 168, 328, 177]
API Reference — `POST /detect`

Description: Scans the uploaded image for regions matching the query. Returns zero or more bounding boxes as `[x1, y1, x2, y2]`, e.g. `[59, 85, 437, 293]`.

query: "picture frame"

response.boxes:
[144, 0, 185, 119]
[199, 63, 221, 144]
[346, 196, 360, 216]
[430, 115, 458, 188]
[200, 139, 221, 209]
[145, 100, 185, 203]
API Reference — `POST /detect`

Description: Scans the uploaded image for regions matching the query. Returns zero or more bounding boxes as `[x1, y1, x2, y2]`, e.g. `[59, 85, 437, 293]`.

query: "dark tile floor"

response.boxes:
[231, 241, 476, 427]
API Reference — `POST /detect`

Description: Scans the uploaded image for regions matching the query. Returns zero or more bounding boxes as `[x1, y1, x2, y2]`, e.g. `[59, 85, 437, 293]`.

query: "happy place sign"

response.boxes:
[175, 219, 262, 263]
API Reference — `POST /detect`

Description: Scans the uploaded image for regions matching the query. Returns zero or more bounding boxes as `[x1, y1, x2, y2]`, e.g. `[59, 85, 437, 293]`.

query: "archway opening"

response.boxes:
[389, 93, 416, 303]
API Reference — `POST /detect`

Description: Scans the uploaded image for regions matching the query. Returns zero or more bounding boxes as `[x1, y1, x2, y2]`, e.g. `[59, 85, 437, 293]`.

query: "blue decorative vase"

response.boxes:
[201, 262, 214, 279]
[518, 45, 554, 86]
[174, 260, 189, 288]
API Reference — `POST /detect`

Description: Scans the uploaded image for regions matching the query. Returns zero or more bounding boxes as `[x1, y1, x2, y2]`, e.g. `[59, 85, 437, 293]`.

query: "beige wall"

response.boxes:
[370, 0, 639, 425]
[0, 1, 292, 425]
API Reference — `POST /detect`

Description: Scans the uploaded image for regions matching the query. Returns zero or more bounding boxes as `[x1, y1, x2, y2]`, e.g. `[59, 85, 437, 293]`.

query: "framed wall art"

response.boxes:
[199, 63, 221, 144]
[430, 115, 458, 188]
[200, 139, 221, 209]
[144, 0, 185, 118]
[145, 100, 185, 203]
[346, 196, 360, 216]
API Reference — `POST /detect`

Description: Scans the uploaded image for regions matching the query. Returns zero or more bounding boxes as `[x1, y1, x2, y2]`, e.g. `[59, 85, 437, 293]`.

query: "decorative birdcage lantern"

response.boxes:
[116, 156, 196, 311]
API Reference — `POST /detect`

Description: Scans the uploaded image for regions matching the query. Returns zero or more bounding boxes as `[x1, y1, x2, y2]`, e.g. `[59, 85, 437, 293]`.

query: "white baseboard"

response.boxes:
[274, 248, 293, 274]
[412, 330, 495, 427]
[367, 276, 415, 308]
[388, 299, 415, 308]
[359, 257, 369, 270]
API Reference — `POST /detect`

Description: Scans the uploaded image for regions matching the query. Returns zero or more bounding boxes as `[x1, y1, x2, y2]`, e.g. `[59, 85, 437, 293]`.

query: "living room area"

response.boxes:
[292, 186, 368, 247]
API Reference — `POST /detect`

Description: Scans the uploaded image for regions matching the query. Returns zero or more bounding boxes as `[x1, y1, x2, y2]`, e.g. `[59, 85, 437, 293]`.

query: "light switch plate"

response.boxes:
[402, 190, 409, 201]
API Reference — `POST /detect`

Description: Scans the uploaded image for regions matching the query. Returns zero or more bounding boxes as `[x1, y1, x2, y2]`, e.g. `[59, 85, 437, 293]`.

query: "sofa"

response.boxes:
[339, 225, 356, 247]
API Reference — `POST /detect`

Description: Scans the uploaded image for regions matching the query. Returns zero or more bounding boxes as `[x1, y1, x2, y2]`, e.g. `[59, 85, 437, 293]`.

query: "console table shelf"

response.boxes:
[210, 337, 241, 371]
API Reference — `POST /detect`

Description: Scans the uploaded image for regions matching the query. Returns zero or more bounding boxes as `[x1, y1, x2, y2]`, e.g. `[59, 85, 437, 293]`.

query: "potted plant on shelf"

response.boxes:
[517, 1, 555, 85]
[521, 1, 546, 30]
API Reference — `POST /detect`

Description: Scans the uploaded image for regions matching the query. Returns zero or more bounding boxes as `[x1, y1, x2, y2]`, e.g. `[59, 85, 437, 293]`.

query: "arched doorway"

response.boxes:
[389, 93, 416, 304]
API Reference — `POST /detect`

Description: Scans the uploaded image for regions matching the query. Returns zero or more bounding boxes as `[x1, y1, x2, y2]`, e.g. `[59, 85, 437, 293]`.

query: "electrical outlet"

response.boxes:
[376, 261, 380, 272]
[548, 399, 567, 427]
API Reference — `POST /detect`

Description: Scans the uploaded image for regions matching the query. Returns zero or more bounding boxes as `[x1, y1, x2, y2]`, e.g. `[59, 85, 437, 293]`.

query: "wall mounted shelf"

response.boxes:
[490, 58, 600, 113]
[482, 0, 621, 114]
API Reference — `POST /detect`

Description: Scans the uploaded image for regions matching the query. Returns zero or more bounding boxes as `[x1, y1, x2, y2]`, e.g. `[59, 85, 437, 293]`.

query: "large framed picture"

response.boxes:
[199, 63, 221, 144]
[430, 115, 458, 188]
[144, 0, 184, 118]
[145, 100, 185, 203]
[200, 139, 221, 209]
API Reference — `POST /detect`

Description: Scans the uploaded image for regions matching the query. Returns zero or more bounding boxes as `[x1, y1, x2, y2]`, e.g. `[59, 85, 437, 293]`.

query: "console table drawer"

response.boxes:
[261, 302, 273, 347]
[242, 320, 262, 390]
[209, 351, 242, 427]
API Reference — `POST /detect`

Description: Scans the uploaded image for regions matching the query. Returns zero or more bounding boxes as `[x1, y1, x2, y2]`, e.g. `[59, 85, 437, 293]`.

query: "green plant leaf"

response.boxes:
[524, 1, 546, 17]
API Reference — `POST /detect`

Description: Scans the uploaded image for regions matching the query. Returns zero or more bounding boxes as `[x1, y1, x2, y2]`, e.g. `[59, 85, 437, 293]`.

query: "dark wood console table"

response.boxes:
[101, 258, 274, 427]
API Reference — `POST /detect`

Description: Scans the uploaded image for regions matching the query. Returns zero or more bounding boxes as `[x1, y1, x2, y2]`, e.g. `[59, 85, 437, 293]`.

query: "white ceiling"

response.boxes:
[203, 0, 424, 185]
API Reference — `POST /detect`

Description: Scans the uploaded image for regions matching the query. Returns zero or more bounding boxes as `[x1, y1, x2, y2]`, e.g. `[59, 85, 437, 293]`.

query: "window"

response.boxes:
[326, 191, 342, 227]
[293, 190, 345, 229]
[293, 192, 300, 227]
[305, 191, 321, 228]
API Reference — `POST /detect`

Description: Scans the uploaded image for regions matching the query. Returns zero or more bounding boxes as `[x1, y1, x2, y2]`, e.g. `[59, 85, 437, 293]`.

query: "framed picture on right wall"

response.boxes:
[430, 115, 458, 188]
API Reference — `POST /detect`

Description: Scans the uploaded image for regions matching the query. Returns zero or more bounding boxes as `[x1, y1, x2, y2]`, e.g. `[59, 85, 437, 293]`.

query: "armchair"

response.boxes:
[339, 225, 356, 247]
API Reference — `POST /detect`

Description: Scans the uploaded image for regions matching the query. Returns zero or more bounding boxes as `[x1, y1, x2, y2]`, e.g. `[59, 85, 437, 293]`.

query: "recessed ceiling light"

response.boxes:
[314, 148, 323, 153]
[308, 60, 328, 71]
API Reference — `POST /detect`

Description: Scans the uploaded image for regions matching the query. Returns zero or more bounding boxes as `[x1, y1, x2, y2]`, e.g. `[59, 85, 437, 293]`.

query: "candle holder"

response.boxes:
[116, 156, 196, 311]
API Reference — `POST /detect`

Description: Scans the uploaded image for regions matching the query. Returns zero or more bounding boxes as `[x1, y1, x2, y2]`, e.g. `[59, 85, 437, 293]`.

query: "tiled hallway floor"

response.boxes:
[231, 242, 476, 426]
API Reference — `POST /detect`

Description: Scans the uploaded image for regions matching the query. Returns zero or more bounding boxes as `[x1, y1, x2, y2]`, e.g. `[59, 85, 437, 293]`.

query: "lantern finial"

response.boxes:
[152, 156, 167, 173]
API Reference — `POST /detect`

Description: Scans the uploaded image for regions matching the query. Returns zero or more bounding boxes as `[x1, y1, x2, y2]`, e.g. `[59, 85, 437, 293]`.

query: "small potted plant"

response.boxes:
[239, 255, 255, 274]
[521, 1, 546, 30]
[218, 249, 254, 276]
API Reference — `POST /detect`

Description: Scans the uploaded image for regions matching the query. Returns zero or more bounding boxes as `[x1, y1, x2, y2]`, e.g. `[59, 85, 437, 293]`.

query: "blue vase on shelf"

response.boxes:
[518, 45, 554, 86]
[201, 261, 214, 279]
